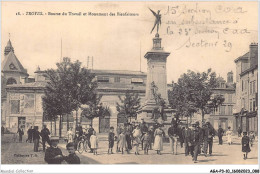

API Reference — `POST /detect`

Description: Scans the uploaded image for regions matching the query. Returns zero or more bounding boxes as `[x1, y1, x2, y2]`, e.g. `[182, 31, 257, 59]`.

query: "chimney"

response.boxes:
[227, 71, 233, 84]
[249, 43, 258, 68]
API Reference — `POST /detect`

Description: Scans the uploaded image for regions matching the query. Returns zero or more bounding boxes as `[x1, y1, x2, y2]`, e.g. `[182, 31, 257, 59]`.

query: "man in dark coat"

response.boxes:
[87, 125, 94, 152]
[238, 127, 242, 137]
[17, 126, 24, 142]
[218, 125, 224, 145]
[41, 125, 51, 152]
[188, 123, 202, 163]
[26, 126, 33, 143]
[195, 121, 204, 154]
[32, 126, 41, 152]
[168, 122, 179, 155]
[203, 122, 215, 156]
[1, 125, 5, 136]
[76, 124, 83, 137]
[44, 136, 64, 164]
[182, 124, 191, 156]
[140, 119, 148, 150]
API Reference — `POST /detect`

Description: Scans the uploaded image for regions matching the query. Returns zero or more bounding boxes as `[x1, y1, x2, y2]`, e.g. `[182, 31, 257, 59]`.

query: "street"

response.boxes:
[1, 134, 258, 164]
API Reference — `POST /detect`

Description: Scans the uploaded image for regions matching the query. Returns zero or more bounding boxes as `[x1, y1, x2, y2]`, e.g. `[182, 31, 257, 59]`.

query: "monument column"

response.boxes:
[144, 33, 170, 105]
[137, 8, 174, 125]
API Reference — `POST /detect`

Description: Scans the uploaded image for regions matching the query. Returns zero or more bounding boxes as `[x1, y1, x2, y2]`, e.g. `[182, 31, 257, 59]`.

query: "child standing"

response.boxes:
[118, 131, 126, 154]
[64, 142, 80, 164]
[249, 131, 255, 147]
[242, 132, 251, 160]
[90, 132, 99, 155]
[141, 132, 151, 155]
[67, 127, 74, 143]
[108, 126, 115, 154]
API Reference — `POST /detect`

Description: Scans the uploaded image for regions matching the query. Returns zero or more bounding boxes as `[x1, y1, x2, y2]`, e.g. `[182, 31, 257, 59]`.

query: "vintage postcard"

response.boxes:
[1, 1, 259, 173]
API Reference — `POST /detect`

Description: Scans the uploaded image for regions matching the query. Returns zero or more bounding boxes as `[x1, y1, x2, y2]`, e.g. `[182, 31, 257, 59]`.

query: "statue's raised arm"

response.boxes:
[149, 8, 161, 34]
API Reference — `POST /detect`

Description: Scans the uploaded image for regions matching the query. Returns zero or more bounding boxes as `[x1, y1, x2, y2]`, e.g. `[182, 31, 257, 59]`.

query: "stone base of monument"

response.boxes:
[137, 104, 175, 127]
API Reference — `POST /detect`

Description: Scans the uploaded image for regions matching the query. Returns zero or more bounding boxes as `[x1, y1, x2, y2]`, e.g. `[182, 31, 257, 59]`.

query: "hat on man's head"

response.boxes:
[243, 132, 247, 135]
[50, 136, 59, 141]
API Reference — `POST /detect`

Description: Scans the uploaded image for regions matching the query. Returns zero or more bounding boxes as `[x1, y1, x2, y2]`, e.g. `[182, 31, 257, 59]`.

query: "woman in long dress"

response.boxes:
[90, 132, 99, 155]
[132, 125, 142, 155]
[226, 127, 232, 145]
[118, 131, 126, 154]
[153, 125, 165, 155]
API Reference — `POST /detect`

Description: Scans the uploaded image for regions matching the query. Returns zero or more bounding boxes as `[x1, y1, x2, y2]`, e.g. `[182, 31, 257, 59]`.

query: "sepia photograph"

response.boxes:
[0, 1, 259, 173]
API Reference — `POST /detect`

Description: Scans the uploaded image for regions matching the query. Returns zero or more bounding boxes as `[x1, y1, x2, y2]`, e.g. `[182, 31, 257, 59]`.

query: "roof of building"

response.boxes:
[1, 50, 28, 75]
[240, 64, 258, 76]
[234, 52, 249, 63]
[5, 79, 146, 92]
[6, 81, 47, 90]
[91, 69, 146, 76]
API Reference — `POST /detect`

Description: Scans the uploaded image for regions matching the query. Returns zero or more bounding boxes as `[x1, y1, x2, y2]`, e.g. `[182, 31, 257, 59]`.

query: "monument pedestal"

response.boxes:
[137, 33, 175, 126]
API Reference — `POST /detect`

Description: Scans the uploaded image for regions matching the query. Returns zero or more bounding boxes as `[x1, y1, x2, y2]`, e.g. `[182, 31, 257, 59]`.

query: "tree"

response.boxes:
[168, 81, 197, 123]
[81, 94, 110, 125]
[168, 69, 225, 123]
[43, 58, 98, 137]
[116, 90, 141, 123]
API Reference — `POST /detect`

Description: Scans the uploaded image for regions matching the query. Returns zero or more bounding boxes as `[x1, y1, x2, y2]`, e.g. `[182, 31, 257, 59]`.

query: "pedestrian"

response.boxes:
[108, 126, 115, 154]
[237, 127, 242, 137]
[125, 123, 132, 154]
[116, 125, 122, 152]
[168, 122, 179, 155]
[140, 118, 148, 150]
[41, 124, 51, 152]
[1, 125, 5, 136]
[87, 125, 94, 152]
[203, 122, 215, 156]
[63, 142, 80, 164]
[188, 123, 202, 163]
[183, 124, 191, 156]
[195, 121, 204, 155]
[17, 126, 24, 143]
[118, 131, 126, 154]
[141, 131, 151, 155]
[67, 127, 73, 143]
[218, 125, 224, 145]
[249, 131, 255, 147]
[90, 132, 98, 155]
[242, 132, 251, 160]
[76, 124, 83, 137]
[226, 127, 233, 145]
[132, 125, 142, 155]
[44, 136, 64, 164]
[148, 126, 154, 150]
[154, 124, 165, 155]
[73, 131, 80, 150]
[26, 126, 33, 143]
[179, 126, 185, 148]
[32, 126, 41, 152]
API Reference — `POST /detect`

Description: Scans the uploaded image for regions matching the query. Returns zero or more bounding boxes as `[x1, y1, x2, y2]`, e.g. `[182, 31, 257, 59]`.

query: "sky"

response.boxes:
[1, 1, 258, 83]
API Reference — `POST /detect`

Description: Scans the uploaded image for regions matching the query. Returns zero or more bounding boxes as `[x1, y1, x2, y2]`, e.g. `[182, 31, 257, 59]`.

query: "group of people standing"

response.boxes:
[22, 125, 51, 152]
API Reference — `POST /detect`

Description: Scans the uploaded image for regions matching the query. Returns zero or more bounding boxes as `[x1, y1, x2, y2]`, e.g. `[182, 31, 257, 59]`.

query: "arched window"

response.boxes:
[6, 78, 17, 85]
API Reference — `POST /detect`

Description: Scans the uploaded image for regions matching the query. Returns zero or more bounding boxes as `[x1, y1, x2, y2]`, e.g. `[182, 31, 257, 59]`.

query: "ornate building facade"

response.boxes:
[234, 43, 258, 134]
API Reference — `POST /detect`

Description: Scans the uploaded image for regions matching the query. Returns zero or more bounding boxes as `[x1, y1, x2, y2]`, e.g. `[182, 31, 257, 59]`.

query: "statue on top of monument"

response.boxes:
[149, 8, 161, 34]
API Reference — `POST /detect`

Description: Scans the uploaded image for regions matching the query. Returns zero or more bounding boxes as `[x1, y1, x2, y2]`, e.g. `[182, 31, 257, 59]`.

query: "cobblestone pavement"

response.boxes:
[1, 134, 258, 164]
